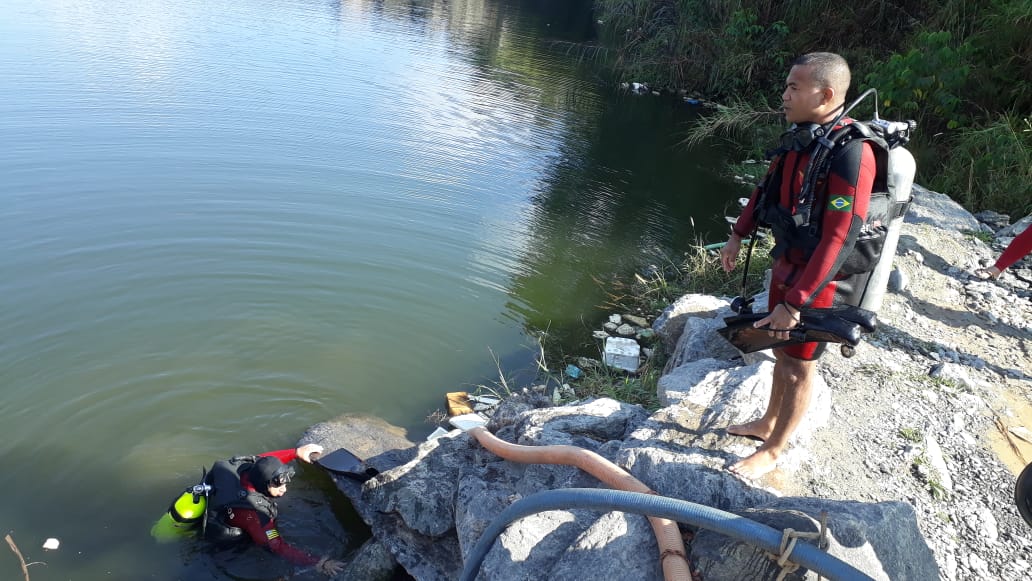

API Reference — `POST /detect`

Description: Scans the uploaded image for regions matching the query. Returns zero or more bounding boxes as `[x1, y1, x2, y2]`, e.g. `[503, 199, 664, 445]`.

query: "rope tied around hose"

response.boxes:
[770, 511, 828, 581]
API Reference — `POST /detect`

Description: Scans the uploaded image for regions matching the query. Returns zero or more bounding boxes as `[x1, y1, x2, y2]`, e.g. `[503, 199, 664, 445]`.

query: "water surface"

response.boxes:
[0, 0, 739, 577]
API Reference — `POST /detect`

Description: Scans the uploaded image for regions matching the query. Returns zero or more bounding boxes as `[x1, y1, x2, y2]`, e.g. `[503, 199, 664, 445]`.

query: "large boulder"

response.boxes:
[653, 294, 733, 354]
[692, 497, 938, 580]
[659, 360, 831, 454]
[664, 313, 741, 372]
[996, 213, 1032, 238]
[904, 184, 980, 232]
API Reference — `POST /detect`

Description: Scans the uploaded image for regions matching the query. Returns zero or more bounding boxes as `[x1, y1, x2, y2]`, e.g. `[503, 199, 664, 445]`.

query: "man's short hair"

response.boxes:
[792, 52, 851, 101]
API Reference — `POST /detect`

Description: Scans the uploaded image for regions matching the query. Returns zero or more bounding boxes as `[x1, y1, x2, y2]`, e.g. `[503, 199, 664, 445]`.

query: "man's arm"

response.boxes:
[721, 164, 774, 272]
[994, 224, 1032, 272]
[784, 140, 876, 308]
[257, 444, 323, 465]
[229, 508, 321, 567]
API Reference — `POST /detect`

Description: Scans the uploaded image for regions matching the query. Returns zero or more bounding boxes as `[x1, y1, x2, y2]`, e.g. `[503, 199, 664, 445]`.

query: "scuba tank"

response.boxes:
[856, 121, 916, 313]
[150, 473, 213, 543]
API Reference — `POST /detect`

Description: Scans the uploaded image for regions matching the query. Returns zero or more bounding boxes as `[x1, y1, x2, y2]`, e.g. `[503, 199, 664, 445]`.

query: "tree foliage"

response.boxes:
[594, 0, 1031, 215]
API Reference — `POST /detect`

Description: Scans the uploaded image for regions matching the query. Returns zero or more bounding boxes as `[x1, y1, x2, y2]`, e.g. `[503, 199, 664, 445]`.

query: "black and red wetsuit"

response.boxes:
[734, 121, 878, 359]
[224, 449, 320, 567]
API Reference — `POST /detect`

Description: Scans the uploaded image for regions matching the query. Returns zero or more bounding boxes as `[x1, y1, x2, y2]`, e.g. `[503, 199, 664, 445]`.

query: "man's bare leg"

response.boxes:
[726, 371, 785, 442]
[729, 351, 817, 479]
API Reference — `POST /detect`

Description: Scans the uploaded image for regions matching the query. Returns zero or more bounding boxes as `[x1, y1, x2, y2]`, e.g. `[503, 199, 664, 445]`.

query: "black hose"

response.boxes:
[459, 488, 875, 581]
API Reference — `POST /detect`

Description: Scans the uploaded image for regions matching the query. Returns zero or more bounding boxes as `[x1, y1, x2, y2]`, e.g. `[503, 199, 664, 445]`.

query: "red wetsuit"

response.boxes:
[734, 122, 877, 359]
[225, 448, 320, 567]
[994, 223, 1032, 272]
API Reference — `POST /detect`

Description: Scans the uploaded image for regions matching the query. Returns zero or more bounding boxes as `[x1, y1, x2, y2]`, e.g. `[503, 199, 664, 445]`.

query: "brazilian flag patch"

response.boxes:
[266, 529, 280, 540]
[828, 195, 852, 211]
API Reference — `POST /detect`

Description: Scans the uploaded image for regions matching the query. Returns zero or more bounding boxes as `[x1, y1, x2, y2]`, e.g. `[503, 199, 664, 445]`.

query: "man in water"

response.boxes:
[720, 52, 877, 479]
[205, 443, 345, 576]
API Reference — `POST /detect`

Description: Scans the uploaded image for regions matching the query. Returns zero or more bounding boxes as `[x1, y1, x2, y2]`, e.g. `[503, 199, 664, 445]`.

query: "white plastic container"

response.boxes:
[604, 337, 640, 372]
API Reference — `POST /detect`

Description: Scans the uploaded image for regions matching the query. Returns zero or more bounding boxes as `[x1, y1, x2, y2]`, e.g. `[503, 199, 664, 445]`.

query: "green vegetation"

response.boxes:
[601, 236, 775, 318]
[568, 356, 663, 410]
[899, 427, 924, 443]
[962, 229, 995, 244]
[593, 0, 1032, 217]
[914, 455, 950, 500]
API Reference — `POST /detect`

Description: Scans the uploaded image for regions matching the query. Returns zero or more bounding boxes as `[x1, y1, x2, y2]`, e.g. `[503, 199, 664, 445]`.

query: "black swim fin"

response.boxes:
[717, 306, 873, 354]
[312, 449, 380, 482]
[810, 306, 878, 333]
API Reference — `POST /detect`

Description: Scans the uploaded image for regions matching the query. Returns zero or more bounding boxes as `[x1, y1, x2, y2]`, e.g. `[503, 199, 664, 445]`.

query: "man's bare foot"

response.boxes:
[726, 420, 773, 442]
[727, 447, 780, 480]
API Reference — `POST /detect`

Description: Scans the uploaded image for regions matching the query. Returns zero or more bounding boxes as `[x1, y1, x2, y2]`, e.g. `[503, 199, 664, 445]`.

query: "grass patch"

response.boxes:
[565, 354, 664, 411]
[600, 235, 776, 318]
[899, 427, 924, 442]
[962, 229, 995, 244]
[928, 478, 949, 501]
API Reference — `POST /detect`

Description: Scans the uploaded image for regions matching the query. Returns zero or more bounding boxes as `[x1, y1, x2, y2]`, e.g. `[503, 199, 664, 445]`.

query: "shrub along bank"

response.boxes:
[592, 0, 1031, 218]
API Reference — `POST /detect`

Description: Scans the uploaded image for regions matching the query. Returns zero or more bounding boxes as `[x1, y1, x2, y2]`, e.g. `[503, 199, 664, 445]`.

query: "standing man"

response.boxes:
[720, 52, 877, 479]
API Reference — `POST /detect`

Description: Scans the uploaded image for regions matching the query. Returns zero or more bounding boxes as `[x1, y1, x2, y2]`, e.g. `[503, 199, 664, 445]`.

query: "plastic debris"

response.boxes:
[449, 413, 488, 432]
[603, 337, 640, 372]
[469, 394, 501, 413]
[426, 427, 451, 441]
[43, 538, 60, 550]
[564, 364, 583, 379]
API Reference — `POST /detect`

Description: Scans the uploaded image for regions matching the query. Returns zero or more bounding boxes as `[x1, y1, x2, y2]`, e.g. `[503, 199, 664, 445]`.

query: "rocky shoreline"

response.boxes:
[301, 184, 1031, 580]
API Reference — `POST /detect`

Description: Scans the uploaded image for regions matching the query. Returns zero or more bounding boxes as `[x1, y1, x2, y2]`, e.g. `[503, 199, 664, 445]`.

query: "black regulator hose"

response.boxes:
[459, 488, 875, 581]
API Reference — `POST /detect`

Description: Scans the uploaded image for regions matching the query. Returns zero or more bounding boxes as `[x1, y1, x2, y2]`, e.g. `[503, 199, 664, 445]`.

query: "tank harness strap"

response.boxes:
[892, 197, 913, 219]
[794, 125, 860, 229]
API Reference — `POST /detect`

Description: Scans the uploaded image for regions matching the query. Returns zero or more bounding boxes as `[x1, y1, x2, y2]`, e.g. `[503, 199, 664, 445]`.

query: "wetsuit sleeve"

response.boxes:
[259, 449, 300, 464]
[994, 224, 1032, 272]
[230, 508, 321, 567]
[784, 141, 876, 308]
[731, 159, 778, 238]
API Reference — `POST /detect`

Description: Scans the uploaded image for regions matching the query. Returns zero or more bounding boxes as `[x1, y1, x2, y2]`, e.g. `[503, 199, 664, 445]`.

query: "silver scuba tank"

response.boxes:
[858, 143, 916, 312]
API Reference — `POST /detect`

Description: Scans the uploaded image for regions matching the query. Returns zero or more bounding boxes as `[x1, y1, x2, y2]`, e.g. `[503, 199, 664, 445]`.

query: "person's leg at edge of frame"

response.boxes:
[729, 350, 818, 480]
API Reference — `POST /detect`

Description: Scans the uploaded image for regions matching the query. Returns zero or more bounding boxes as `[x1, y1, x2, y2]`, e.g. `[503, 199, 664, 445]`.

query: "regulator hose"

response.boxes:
[459, 488, 875, 581]
[467, 426, 691, 580]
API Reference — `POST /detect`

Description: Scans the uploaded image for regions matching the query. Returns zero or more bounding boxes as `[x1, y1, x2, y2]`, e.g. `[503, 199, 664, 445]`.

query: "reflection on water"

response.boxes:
[0, 0, 739, 577]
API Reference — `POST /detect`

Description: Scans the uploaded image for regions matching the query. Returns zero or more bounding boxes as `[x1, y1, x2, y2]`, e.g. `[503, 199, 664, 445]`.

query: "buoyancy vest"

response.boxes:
[203, 456, 279, 543]
[753, 120, 913, 277]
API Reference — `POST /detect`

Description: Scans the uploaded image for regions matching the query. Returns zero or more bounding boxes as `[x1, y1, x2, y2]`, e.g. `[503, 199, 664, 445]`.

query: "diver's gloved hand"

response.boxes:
[316, 556, 345, 576]
[296, 443, 324, 463]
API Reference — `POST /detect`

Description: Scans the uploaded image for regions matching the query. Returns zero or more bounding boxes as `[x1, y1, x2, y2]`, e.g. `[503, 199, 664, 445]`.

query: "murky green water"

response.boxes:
[0, 0, 740, 577]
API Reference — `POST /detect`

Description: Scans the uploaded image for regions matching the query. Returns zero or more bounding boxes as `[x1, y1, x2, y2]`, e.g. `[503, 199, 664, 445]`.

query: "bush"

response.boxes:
[929, 114, 1032, 216]
[863, 31, 973, 131]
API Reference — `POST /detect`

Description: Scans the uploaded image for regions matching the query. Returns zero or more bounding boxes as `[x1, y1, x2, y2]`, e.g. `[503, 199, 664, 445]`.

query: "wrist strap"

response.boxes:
[782, 301, 801, 321]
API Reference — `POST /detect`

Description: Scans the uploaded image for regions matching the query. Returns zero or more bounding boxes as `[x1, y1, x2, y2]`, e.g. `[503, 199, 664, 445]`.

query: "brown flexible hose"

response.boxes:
[468, 426, 691, 581]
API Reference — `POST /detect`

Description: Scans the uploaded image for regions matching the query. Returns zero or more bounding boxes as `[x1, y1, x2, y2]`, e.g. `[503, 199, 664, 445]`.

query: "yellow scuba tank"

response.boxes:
[151, 480, 212, 543]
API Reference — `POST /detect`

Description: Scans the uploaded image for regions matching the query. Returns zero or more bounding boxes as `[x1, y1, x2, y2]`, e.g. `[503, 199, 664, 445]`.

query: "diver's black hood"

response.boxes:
[249, 456, 285, 494]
